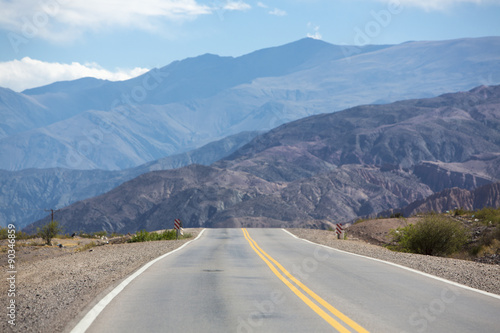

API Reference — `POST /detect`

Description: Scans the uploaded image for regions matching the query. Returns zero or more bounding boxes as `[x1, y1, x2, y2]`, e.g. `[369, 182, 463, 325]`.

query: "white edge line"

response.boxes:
[281, 229, 500, 301]
[70, 229, 207, 333]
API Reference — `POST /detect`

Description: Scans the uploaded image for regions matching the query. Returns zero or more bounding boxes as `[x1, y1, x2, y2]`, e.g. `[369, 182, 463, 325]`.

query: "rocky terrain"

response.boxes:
[383, 182, 500, 218]
[1, 228, 498, 333]
[0, 131, 259, 229]
[27, 85, 500, 234]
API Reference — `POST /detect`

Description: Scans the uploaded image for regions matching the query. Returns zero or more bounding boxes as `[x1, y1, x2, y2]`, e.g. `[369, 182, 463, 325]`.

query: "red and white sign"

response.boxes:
[335, 223, 343, 235]
[174, 219, 181, 230]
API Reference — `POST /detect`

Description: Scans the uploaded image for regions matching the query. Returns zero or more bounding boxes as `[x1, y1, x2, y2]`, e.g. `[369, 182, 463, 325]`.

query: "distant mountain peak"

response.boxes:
[290, 37, 332, 46]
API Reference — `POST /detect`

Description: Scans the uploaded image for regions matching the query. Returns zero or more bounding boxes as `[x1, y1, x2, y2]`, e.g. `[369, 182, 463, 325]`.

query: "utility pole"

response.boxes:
[44, 209, 55, 222]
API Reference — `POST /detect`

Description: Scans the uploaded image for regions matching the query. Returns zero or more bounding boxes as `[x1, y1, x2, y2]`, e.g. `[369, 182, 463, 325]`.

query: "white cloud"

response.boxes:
[377, 0, 500, 11]
[257, 2, 286, 15]
[0, 57, 149, 92]
[307, 23, 322, 40]
[223, 1, 251, 11]
[0, 0, 250, 42]
[211, 1, 251, 22]
[269, 8, 287, 16]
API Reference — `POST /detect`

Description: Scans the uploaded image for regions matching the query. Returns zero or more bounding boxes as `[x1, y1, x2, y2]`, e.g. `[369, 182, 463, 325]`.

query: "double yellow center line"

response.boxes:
[242, 228, 369, 333]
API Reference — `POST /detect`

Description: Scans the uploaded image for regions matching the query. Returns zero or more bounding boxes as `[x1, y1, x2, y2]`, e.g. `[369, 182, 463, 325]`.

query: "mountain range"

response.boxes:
[0, 131, 259, 228]
[3, 36, 500, 230]
[24, 85, 500, 234]
[2, 37, 500, 172]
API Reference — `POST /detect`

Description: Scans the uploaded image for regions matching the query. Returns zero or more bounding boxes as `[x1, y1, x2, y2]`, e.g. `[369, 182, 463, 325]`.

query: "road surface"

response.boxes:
[73, 228, 500, 332]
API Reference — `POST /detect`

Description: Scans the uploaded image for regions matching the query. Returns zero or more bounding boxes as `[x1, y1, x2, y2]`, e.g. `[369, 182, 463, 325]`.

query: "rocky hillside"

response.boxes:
[1, 131, 259, 228]
[383, 182, 500, 218]
[217, 85, 500, 181]
[26, 85, 500, 233]
[24, 165, 280, 233]
[24, 164, 432, 233]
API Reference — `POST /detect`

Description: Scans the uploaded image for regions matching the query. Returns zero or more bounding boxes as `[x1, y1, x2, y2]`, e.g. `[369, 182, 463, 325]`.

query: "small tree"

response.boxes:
[37, 220, 62, 245]
[390, 214, 469, 256]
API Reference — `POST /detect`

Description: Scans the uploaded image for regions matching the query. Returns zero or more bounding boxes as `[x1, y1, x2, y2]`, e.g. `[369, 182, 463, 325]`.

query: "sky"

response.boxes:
[0, 0, 499, 92]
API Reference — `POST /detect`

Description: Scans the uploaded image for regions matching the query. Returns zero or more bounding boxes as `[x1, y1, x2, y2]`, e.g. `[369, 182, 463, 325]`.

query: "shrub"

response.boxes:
[37, 221, 63, 245]
[389, 214, 469, 256]
[0, 227, 33, 240]
[128, 229, 184, 243]
[0, 227, 7, 239]
[474, 207, 500, 225]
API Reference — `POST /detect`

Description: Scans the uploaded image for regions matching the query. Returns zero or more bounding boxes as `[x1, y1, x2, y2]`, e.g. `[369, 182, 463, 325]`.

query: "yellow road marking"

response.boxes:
[242, 228, 369, 333]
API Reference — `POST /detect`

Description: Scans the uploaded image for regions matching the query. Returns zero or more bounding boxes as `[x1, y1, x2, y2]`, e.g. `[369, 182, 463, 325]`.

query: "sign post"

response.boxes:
[174, 219, 182, 240]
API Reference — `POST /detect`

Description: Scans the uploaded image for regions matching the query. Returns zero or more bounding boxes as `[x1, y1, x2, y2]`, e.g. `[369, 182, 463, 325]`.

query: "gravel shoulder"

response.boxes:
[1, 227, 499, 333]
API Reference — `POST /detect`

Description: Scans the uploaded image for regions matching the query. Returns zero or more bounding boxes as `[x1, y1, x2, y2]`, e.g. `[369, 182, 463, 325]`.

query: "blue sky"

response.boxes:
[1, 0, 499, 91]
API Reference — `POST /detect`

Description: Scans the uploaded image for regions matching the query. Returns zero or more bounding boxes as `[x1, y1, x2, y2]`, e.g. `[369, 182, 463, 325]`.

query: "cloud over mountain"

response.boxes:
[0, 57, 149, 92]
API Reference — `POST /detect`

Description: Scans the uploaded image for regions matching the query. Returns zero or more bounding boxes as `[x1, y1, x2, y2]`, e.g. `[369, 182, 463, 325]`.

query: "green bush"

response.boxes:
[389, 214, 469, 256]
[0, 227, 33, 240]
[0, 227, 8, 239]
[128, 229, 182, 243]
[37, 221, 63, 245]
[474, 207, 500, 225]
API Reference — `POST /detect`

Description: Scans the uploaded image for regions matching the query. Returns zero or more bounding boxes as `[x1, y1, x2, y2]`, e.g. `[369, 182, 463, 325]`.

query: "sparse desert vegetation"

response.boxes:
[388, 214, 469, 256]
[383, 208, 500, 263]
[128, 229, 192, 242]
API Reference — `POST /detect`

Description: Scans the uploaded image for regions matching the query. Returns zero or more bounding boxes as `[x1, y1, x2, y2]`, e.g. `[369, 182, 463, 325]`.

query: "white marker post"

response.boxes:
[336, 223, 344, 240]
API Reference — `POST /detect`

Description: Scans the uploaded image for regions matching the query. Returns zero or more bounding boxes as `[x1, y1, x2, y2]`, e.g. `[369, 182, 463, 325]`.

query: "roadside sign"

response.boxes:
[174, 219, 181, 230]
[336, 223, 343, 239]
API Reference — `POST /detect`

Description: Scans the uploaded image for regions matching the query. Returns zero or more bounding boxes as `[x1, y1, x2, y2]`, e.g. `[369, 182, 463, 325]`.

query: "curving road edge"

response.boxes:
[281, 228, 500, 301]
[69, 229, 207, 333]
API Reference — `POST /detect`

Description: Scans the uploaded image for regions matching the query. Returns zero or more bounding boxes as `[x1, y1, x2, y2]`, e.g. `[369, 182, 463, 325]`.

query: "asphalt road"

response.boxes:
[75, 229, 500, 333]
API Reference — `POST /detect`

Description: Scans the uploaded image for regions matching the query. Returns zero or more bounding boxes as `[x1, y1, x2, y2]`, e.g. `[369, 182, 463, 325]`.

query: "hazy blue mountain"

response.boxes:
[0, 131, 259, 228]
[24, 85, 500, 233]
[2, 37, 500, 170]
[0, 87, 54, 138]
